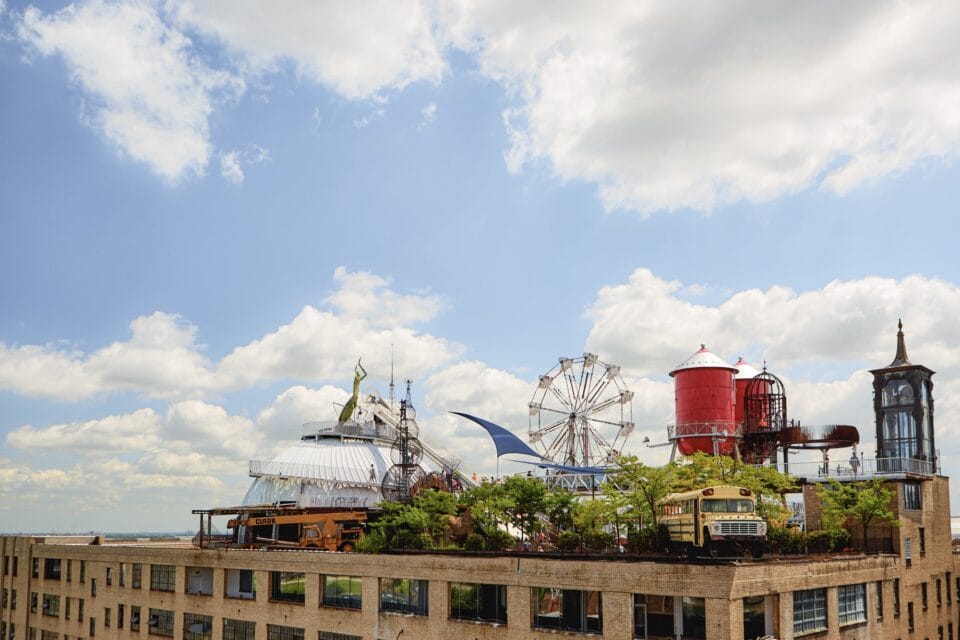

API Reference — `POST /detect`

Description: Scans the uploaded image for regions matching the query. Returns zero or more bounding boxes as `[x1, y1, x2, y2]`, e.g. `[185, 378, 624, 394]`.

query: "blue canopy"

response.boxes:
[450, 412, 544, 459]
[516, 459, 609, 475]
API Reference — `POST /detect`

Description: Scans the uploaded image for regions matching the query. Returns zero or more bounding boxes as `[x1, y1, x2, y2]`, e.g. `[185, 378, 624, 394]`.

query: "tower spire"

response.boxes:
[889, 318, 911, 367]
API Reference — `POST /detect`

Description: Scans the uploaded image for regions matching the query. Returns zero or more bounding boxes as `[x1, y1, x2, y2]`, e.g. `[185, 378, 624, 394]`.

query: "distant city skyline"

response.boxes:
[2, 1, 960, 532]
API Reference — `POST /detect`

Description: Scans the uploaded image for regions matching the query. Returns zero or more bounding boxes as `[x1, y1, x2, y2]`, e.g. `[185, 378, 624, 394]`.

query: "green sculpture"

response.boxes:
[338, 359, 367, 424]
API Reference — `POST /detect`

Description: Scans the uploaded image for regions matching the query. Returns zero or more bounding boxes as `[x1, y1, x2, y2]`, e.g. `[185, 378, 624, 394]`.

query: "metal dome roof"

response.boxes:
[733, 356, 761, 380]
[669, 344, 737, 376]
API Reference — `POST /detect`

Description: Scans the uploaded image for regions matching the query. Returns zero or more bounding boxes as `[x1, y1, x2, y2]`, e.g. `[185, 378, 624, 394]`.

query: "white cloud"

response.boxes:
[219, 150, 243, 184]
[219, 145, 270, 184]
[163, 400, 258, 459]
[419, 101, 437, 129]
[256, 385, 350, 440]
[449, 1, 960, 213]
[18, 1, 242, 181]
[326, 266, 446, 327]
[171, 0, 446, 100]
[6, 408, 161, 452]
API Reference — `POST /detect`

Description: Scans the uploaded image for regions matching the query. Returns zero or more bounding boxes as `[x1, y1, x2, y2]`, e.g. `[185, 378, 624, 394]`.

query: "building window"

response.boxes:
[30, 593, 37, 614]
[907, 602, 914, 631]
[922, 582, 929, 610]
[266, 625, 303, 640]
[150, 566, 175, 592]
[104, 608, 111, 628]
[950, 622, 954, 640]
[119, 564, 125, 588]
[183, 613, 212, 640]
[938, 578, 943, 607]
[449, 583, 507, 624]
[186, 568, 213, 596]
[105, 568, 112, 587]
[131, 606, 141, 632]
[269, 572, 305, 604]
[42, 595, 60, 617]
[79, 561, 84, 584]
[32, 559, 39, 579]
[89, 618, 95, 638]
[321, 575, 362, 610]
[43, 560, 61, 581]
[876, 581, 884, 620]
[90, 579, 96, 598]
[839, 584, 866, 625]
[66, 561, 72, 583]
[132, 564, 142, 589]
[905, 537, 912, 566]
[118, 604, 124, 630]
[379, 578, 428, 616]
[894, 578, 901, 615]
[318, 634, 361, 640]
[9, 590, 14, 610]
[904, 482, 922, 510]
[2, 588, 7, 609]
[223, 619, 255, 640]
[947, 572, 952, 604]
[532, 587, 602, 634]
[78, 599, 84, 622]
[148, 609, 174, 637]
[225, 570, 255, 599]
[793, 589, 827, 634]
[2, 556, 7, 575]
[920, 527, 926, 554]
[634, 594, 648, 639]
[41, 632, 58, 640]
[12, 557, 17, 577]
[65, 597, 71, 620]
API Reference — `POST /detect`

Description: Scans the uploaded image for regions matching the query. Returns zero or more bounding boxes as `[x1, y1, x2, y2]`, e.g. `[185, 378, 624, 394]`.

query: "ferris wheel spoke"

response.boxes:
[584, 416, 626, 427]
[549, 385, 573, 409]
[584, 395, 622, 414]
[539, 405, 574, 417]
[539, 416, 573, 434]
[582, 374, 611, 407]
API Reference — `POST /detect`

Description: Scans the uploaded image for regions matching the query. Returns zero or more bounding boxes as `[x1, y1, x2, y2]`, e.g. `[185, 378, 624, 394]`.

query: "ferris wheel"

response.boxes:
[528, 353, 634, 467]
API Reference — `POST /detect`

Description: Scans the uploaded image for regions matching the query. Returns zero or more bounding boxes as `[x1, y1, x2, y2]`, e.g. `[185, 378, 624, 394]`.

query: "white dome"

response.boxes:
[733, 356, 761, 380]
[669, 344, 736, 376]
[242, 437, 444, 509]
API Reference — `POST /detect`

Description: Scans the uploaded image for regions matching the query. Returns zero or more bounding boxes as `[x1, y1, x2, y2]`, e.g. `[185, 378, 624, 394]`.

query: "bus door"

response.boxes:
[693, 500, 700, 546]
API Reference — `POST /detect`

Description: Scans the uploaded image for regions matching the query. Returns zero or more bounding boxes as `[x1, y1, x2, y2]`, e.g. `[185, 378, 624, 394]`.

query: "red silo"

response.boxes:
[733, 356, 761, 425]
[669, 345, 738, 456]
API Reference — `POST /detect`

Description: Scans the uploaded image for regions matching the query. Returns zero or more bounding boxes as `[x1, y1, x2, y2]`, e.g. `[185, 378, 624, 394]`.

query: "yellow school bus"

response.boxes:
[657, 485, 767, 557]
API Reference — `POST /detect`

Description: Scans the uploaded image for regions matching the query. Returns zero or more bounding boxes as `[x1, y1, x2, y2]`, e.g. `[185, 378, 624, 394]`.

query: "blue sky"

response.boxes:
[2, 0, 960, 532]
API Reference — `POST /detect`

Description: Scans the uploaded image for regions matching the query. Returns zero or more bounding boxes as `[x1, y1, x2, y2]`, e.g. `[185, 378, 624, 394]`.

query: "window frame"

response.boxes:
[321, 575, 362, 610]
[448, 582, 507, 625]
[269, 572, 305, 604]
[379, 578, 428, 616]
[222, 619, 255, 640]
[148, 609, 174, 638]
[532, 587, 603, 634]
[150, 566, 176, 593]
[838, 584, 866, 625]
[793, 588, 827, 635]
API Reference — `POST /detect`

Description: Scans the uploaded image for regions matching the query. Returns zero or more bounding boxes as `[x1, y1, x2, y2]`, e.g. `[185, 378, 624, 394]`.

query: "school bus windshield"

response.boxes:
[700, 499, 755, 513]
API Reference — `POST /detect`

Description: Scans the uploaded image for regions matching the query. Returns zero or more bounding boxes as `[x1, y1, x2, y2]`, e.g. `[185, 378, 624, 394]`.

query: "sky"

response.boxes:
[2, 0, 960, 532]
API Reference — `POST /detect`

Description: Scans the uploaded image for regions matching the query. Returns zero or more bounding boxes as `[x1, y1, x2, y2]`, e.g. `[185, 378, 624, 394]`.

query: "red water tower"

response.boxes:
[669, 345, 738, 455]
[733, 356, 761, 425]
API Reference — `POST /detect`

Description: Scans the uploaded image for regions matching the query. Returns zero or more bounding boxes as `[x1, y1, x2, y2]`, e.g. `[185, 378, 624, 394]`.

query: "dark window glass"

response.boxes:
[43, 560, 61, 581]
[269, 572, 305, 604]
[223, 619, 254, 640]
[321, 576, 361, 610]
[150, 566, 175, 592]
[132, 564, 142, 589]
[908, 602, 914, 631]
[131, 606, 141, 632]
[904, 483, 922, 510]
[183, 613, 212, 640]
[922, 583, 929, 609]
[449, 583, 507, 624]
[379, 578, 428, 616]
[266, 626, 302, 640]
[876, 581, 884, 620]
[31, 559, 39, 579]
[118, 604, 124, 630]
[793, 589, 826, 634]
[104, 608, 110, 628]
[148, 609, 174, 637]
[318, 634, 361, 640]
[894, 578, 901, 615]
[42, 595, 60, 617]
[532, 587, 602, 633]
[105, 568, 112, 587]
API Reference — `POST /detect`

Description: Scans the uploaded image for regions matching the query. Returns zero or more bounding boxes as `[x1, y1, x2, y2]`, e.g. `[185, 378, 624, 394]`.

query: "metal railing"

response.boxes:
[761, 456, 936, 481]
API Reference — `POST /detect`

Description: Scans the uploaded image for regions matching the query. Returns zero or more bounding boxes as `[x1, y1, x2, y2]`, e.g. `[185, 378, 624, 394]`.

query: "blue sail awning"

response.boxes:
[450, 412, 544, 460]
[516, 460, 609, 475]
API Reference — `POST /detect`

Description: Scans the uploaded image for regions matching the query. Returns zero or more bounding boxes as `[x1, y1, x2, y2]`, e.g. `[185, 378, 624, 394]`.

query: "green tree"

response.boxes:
[607, 455, 676, 544]
[502, 475, 547, 544]
[573, 499, 614, 551]
[818, 479, 899, 551]
[543, 488, 577, 534]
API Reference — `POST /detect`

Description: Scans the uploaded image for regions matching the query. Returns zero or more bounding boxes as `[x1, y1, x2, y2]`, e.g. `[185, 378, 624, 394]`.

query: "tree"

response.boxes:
[502, 475, 547, 544]
[573, 499, 614, 551]
[818, 479, 899, 551]
[607, 455, 676, 545]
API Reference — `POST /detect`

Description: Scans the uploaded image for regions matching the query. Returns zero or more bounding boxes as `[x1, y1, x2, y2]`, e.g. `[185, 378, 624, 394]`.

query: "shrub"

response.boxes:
[463, 533, 485, 551]
[356, 530, 385, 554]
[582, 529, 614, 552]
[557, 530, 581, 552]
[483, 529, 514, 551]
[629, 526, 657, 553]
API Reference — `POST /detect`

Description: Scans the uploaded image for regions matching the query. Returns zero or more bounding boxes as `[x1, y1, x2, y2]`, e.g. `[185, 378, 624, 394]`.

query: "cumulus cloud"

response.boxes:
[171, 0, 446, 100]
[448, 1, 960, 213]
[0, 312, 212, 401]
[0, 269, 454, 401]
[419, 102, 437, 129]
[255, 384, 349, 439]
[6, 408, 161, 452]
[18, 1, 243, 181]
[219, 145, 270, 184]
